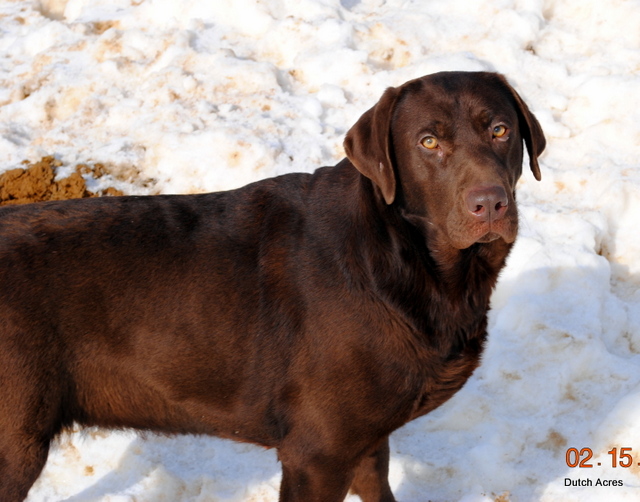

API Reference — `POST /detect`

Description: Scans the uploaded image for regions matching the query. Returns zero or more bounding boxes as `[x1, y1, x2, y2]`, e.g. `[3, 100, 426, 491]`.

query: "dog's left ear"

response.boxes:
[344, 86, 402, 204]
[498, 75, 546, 181]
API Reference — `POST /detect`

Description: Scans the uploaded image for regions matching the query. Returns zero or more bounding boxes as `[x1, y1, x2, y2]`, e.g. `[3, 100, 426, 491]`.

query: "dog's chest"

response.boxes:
[409, 329, 486, 420]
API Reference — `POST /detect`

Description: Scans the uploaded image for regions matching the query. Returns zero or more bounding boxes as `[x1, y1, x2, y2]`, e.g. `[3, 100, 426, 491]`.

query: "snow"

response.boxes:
[1, 0, 639, 500]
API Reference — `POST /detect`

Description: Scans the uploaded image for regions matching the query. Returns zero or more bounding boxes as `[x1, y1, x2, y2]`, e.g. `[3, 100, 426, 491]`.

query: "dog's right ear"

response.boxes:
[344, 86, 401, 205]
[496, 74, 546, 181]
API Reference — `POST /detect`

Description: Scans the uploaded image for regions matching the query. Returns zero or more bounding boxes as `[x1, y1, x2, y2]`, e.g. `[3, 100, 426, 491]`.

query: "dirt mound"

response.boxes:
[0, 156, 123, 206]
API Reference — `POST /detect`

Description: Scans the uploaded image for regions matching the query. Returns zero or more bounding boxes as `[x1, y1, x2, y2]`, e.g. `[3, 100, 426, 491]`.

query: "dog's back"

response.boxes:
[0, 171, 317, 495]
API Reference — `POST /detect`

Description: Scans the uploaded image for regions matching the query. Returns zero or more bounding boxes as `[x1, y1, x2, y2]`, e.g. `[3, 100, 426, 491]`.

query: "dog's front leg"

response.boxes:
[278, 453, 354, 502]
[349, 436, 396, 502]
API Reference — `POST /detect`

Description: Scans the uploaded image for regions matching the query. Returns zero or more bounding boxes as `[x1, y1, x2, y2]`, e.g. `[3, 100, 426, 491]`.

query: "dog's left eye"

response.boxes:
[492, 125, 508, 138]
[420, 136, 439, 149]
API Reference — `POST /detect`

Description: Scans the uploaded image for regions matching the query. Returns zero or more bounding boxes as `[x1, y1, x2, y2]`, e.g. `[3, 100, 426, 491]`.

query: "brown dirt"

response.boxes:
[0, 156, 124, 206]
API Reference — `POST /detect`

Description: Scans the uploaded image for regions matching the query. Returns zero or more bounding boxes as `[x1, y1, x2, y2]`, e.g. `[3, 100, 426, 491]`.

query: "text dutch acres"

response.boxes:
[565, 478, 623, 487]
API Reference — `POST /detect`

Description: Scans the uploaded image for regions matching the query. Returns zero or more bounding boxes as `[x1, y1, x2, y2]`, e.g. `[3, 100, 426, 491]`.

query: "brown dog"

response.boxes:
[0, 71, 544, 501]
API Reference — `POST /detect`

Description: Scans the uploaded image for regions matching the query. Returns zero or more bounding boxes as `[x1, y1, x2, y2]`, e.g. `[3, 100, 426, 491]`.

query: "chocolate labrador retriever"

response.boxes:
[0, 71, 544, 501]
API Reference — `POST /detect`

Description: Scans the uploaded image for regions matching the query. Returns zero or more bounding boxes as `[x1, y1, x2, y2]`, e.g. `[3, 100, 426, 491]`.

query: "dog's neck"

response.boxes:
[349, 169, 514, 353]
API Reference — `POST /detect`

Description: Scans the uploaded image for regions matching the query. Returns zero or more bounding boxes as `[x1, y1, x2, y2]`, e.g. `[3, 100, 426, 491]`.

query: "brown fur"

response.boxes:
[0, 71, 544, 501]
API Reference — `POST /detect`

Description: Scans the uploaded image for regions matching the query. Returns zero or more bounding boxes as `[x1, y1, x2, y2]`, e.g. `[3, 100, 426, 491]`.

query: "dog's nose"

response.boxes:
[465, 186, 508, 222]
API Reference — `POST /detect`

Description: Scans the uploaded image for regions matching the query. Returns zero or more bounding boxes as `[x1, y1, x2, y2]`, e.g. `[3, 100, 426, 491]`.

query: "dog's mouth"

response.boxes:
[448, 225, 517, 249]
[405, 210, 517, 249]
[465, 219, 518, 248]
[476, 232, 501, 243]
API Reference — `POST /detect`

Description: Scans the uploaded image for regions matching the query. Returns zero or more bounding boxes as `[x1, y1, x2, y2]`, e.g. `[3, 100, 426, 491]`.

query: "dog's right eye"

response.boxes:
[420, 136, 439, 149]
[492, 125, 508, 138]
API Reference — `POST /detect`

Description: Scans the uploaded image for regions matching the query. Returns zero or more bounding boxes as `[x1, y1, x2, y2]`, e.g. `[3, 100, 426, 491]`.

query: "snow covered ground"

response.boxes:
[1, 0, 639, 500]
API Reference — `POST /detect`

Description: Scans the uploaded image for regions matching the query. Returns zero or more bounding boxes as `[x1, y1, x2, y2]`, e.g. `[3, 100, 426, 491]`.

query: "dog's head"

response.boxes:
[344, 71, 545, 250]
